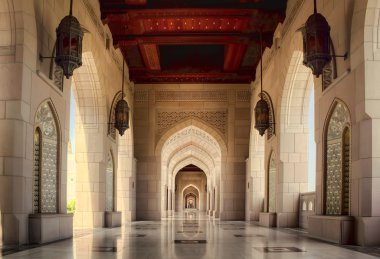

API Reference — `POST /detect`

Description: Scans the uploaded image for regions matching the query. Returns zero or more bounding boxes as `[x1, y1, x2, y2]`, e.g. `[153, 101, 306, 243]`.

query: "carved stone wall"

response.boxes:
[156, 90, 228, 102]
[156, 110, 228, 138]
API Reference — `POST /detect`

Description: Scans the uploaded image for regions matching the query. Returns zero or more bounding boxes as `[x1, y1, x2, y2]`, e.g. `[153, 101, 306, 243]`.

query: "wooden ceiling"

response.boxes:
[100, 0, 287, 84]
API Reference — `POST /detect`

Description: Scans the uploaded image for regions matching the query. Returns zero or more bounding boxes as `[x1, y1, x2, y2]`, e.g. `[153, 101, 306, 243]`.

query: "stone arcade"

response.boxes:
[0, 0, 380, 258]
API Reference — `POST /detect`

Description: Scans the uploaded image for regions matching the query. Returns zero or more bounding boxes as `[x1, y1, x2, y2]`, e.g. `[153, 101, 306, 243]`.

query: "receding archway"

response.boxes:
[175, 165, 207, 212]
[157, 122, 224, 218]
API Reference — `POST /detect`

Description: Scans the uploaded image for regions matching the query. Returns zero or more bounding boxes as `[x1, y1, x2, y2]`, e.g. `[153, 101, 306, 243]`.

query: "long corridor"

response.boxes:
[3, 212, 379, 258]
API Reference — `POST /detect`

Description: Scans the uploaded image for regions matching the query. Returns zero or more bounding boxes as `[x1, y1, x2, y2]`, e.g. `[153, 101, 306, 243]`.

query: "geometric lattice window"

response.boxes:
[34, 101, 59, 214]
[268, 152, 276, 213]
[33, 129, 42, 213]
[342, 127, 351, 215]
[260, 91, 275, 140]
[325, 101, 351, 215]
[105, 151, 115, 212]
[108, 91, 123, 140]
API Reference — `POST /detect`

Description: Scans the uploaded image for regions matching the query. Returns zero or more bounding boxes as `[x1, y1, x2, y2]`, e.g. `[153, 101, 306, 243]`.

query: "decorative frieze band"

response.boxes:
[236, 90, 251, 102]
[135, 90, 149, 102]
[155, 90, 228, 102]
[156, 110, 228, 137]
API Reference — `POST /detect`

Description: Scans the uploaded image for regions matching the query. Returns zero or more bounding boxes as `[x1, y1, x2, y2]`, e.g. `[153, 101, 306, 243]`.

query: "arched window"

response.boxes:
[325, 101, 351, 215]
[105, 151, 115, 212]
[34, 101, 59, 214]
[268, 152, 276, 213]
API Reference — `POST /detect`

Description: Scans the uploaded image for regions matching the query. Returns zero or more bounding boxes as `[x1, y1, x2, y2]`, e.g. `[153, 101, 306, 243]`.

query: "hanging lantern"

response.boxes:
[55, 0, 83, 79]
[254, 31, 272, 136]
[254, 97, 270, 136]
[301, 0, 331, 77]
[114, 62, 130, 136]
[115, 98, 130, 136]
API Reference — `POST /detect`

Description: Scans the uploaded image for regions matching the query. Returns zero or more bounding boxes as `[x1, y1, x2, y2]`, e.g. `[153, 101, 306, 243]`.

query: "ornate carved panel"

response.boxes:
[268, 152, 276, 213]
[105, 152, 114, 212]
[33, 129, 41, 213]
[342, 128, 350, 215]
[156, 110, 227, 137]
[135, 90, 149, 102]
[325, 101, 350, 215]
[35, 102, 59, 214]
[163, 126, 220, 151]
[322, 62, 333, 90]
[155, 90, 228, 102]
[236, 90, 250, 102]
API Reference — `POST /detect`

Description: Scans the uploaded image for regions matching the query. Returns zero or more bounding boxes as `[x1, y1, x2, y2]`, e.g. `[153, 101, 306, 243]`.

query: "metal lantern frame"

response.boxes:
[254, 32, 274, 137]
[300, 0, 348, 78]
[114, 62, 130, 136]
[301, 0, 331, 78]
[55, 0, 83, 79]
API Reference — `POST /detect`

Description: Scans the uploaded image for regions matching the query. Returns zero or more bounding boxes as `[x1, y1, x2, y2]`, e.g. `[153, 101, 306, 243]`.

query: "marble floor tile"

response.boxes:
[2, 212, 379, 259]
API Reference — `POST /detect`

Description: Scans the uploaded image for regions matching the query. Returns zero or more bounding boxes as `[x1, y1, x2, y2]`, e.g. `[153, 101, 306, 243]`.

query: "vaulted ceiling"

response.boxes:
[100, 0, 287, 84]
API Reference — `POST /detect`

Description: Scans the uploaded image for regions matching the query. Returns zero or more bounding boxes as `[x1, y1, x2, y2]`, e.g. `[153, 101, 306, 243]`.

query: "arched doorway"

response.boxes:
[157, 123, 224, 218]
[174, 166, 206, 212]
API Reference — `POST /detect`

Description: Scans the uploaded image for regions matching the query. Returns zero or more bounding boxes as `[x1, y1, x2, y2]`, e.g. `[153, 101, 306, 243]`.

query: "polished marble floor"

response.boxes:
[3, 211, 380, 258]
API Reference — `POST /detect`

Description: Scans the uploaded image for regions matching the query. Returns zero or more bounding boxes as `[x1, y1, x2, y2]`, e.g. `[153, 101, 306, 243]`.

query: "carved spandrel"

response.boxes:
[156, 111, 227, 138]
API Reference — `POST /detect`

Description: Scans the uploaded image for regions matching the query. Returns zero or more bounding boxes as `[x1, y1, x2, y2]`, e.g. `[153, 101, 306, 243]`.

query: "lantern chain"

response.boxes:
[70, 0, 73, 16]
[260, 30, 263, 99]
[122, 61, 125, 99]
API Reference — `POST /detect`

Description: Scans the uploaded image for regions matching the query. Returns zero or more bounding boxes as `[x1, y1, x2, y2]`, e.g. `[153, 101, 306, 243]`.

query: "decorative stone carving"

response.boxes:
[135, 90, 149, 102]
[53, 64, 64, 91]
[325, 101, 351, 215]
[236, 90, 250, 102]
[155, 90, 228, 102]
[163, 126, 219, 151]
[322, 62, 333, 90]
[156, 110, 227, 137]
[34, 102, 59, 214]
[33, 130, 41, 213]
[105, 152, 114, 212]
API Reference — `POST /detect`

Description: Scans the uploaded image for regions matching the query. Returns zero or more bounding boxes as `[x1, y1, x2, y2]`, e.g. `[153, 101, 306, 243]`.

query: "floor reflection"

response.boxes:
[3, 211, 379, 258]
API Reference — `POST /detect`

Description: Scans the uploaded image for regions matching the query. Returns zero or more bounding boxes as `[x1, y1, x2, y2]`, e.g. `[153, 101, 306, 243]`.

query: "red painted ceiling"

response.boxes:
[100, 0, 287, 83]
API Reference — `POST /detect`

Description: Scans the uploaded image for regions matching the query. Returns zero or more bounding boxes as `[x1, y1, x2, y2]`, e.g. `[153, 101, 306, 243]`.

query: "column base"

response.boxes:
[356, 216, 380, 246]
[259, 212, 276, 227]
[105, 211, 122, 228]
[308, 215, 354, 245]
[29, 214, 73, 244]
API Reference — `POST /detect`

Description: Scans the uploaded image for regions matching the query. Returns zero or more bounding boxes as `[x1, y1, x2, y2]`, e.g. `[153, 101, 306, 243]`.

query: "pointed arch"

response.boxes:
[323, 99, 351, 216]
[155, 118, 227, 157]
